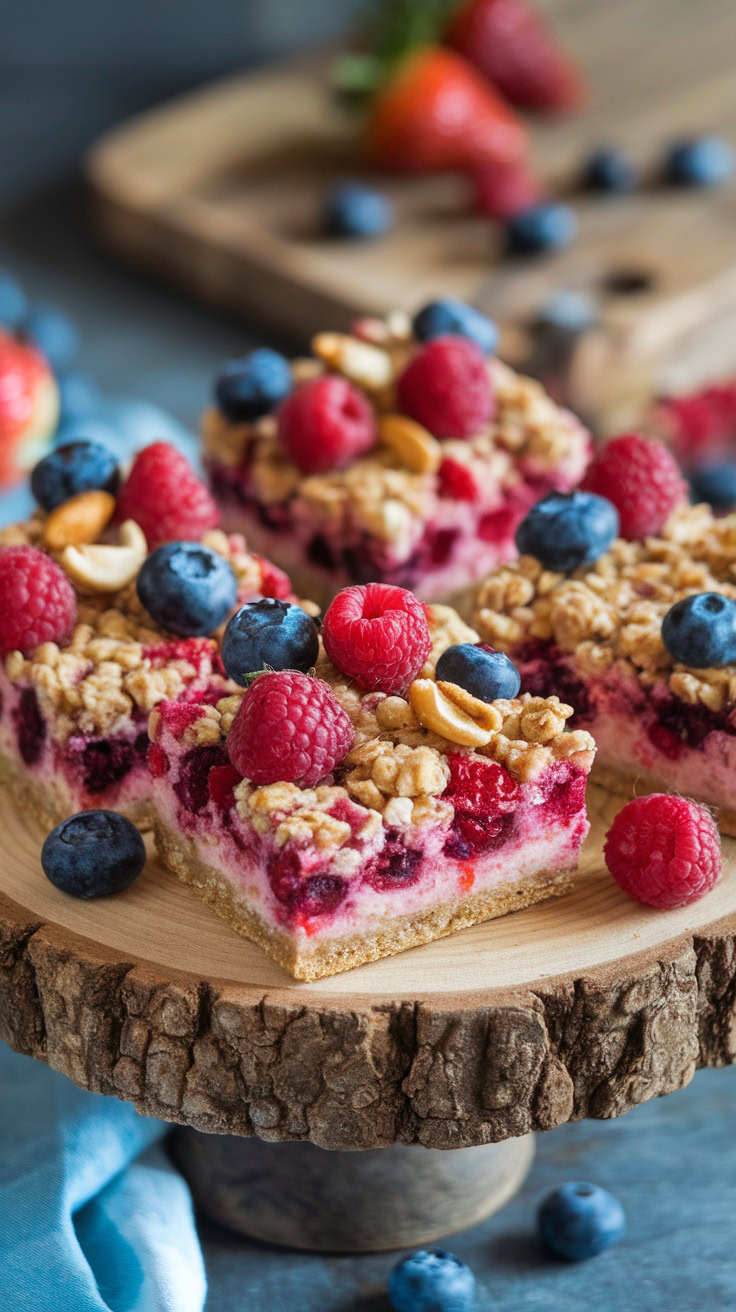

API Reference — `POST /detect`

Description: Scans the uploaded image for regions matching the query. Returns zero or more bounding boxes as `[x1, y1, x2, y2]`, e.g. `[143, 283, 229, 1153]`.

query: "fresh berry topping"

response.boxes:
[323, 181, 394, 238]
[397, 336, 493, 439]
[41, 810, 146, 898]
[365, 47, 526, 174]
[437, 456, 480, 501]
[136, 542, 237, 637]
[115, 441, 221, 549]
[471, 156, 543, 219]
[0, 546, 77, 653]
[227, 670, 354, 787]
[322, 583, 431, 694]
[214, 349, 292, 422]
[515, 490, 619, 572]
[690, 459, 736, 510]
[388, 1249, 476, 1312]
[436, 642, 521, 702]
[661, 592, 736, 668]
[208, 763, 242, 811]
[446, 0, 585, 112]
[221, 599, 320, 684]
[31, 439, 120, 511]
[277, 376, 377, 473]
[0, 269, 28, 329]
[666, 136, 734, 187]
[580, 433, 687, 539]
[506, 202, 577, 255]
[412, 298, 498, 355]
[583, 147, 638, 192]
[56, 372, 101, 424]
[537, 1183, 626, 1262]
[254, 555, 293, 600]
[604, 794, 722, 910]
[24, 304, 79, 371]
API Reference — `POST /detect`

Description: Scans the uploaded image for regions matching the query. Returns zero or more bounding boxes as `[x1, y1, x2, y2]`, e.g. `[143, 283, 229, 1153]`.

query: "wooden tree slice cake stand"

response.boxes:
[1, 783, 735, 1251]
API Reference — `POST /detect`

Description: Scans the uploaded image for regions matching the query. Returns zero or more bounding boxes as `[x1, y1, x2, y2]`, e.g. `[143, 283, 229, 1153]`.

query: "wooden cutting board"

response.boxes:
[86, 0, 736, 427]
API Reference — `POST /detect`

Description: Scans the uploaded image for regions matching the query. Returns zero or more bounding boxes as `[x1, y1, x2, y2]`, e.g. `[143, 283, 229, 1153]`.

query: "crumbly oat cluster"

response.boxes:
[0, 520, 292, 739]
[156, 604, 595, 856]
[475, 504, 736, 712]
[201, 314, 586, 548]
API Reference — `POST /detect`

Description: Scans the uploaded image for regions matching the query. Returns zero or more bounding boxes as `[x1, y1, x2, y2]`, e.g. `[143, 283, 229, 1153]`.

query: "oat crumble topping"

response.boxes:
[475, 504, 736, 710]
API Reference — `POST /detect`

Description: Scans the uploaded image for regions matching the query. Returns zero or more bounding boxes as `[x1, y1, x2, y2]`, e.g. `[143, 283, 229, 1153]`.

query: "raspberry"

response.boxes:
[227, 670, 354, 787]
[277, 376, 376, 473]
[397, 336, 494, 439]
[114, 442, 220, 549]
[445, 754, 520, 855]
[437, 456, 480, 501]
[580, 434, 687, 540]
[208, 763, 242, 810]
[604, 794, 722, 909]
[471, 158, 543, 219]
[322, 583, 431, 695]
[0, 546, 77, 653]
[254, 555, 293, 601]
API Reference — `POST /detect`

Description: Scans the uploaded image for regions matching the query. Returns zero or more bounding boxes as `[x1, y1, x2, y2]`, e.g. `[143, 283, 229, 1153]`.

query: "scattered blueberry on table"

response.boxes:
[323, 181, 395, 239]
[506, 202, 578, 255]
[534, 289, 598, 332]
[515, 489, 620, 571]
[137, 542, 238, 637]
[661, 591, 736, 667]
[537, 1181, 626, 1260]
[31, 439, 121, 511]
[689, 459, 736, 510]
[388, 1249, 476, 1312]
[221, 598, 320, 684]
[41, 810, 146, 898]
[583, 146, 638, 192]
[412, 299, 498, 356]
[435, 642, 521, 702]
[215, 348, 293, 421]
[665, 135, 734, 187]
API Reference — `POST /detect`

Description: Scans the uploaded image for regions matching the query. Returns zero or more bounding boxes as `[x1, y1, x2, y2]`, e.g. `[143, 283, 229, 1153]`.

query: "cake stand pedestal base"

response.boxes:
[170, 1130, 535, 1253]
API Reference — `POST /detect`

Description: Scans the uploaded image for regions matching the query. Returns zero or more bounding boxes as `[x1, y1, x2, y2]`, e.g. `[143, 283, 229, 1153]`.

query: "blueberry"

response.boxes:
[137, 542, 237, 637]
[436, 643, 520, 702]
[221, 599, 320, 684]
[30, 439, 120, 511]
[516, 490, 619, 572]
[666, 136, 734, 187]
[41, 810, 146, 898]
[583, 147, 638, 192]
[24, 305, 80, 371]
[57, 372, 101, 425]
[388, 1250, 476, 1312]
[535, 290, 598, 333]
[689, 460, 736, 510]
[215, 349, 292, 422]
[413, 299, 498, 355]
[538, 1182, 625, 1261]
[323, 181, 394, 239]
[0, 269, 28, 329]
[506, 203, 577, 256]
[662, 592, 736, 668]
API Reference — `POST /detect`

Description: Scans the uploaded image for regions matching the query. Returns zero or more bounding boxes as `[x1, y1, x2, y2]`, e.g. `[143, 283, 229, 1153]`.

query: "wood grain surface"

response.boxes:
[1, 783, 736, 1147]
[86, 0, 736, 423]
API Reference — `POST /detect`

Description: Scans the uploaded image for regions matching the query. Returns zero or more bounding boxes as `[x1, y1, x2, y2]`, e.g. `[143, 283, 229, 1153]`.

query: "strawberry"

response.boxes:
[446, 0, 586, 113]
[365, 47, 526, 173]
[0, 331, 58, 488]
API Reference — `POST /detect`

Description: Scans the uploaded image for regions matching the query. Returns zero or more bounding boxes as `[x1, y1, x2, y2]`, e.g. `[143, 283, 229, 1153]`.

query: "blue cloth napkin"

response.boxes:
[0, 400, 207, 1310]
